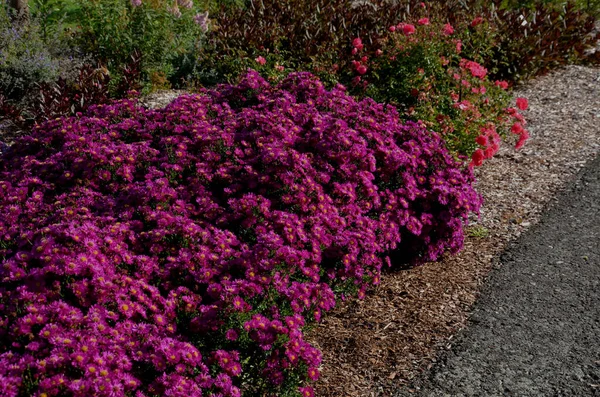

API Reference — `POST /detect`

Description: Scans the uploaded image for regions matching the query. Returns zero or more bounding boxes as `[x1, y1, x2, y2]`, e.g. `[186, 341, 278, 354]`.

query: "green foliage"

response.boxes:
[0, 3, 83, 101]
[23, 0, 215, 92]
[466, 225, 489, 238]
[420, 0, 600, 81]
[72, 0, 209, 92]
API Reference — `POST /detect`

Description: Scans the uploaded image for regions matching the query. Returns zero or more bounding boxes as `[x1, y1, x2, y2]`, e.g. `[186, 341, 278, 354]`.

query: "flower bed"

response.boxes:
[0, 71, 481, 396]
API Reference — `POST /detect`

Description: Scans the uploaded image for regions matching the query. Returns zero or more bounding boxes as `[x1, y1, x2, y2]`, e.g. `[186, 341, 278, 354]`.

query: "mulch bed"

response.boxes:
[309, 65, 600, 396]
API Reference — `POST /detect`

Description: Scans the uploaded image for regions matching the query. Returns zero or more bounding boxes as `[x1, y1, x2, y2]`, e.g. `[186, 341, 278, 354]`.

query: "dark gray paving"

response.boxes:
[397, 155, 600, 397]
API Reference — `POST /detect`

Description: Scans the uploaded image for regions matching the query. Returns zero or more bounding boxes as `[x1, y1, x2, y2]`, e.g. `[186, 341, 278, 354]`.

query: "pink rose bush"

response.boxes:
[0, 71, 481, 396]
[346, 17, 529, 167]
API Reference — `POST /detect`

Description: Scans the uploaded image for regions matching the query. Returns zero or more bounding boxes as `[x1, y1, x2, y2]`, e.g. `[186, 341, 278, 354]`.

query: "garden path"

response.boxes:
[396, 153, 600, 396]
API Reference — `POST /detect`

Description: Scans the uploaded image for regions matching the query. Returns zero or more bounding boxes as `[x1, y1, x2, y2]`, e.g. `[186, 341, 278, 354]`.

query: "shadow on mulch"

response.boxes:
[307, 233, 502, 397]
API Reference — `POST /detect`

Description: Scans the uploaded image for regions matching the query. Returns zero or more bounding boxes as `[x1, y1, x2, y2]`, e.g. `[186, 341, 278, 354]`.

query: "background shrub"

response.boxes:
[72, 0, 209, 92]
[0, 71, 481, 396]
[0, 52, 142, 130]
[196, 0, 419, 86]
[199, 0, 598, 86]
[0, 3, 84, 102]
[341, 19, 530, 165]
[483, 1, 600, 81]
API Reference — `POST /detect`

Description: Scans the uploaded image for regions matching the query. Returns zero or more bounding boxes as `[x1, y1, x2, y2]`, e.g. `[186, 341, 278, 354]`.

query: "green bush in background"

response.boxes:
[74, 0, 209, 92]
[0, 3, 84, 102]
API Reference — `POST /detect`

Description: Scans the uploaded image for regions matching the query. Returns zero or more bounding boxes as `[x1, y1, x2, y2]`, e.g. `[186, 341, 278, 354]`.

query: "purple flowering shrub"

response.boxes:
[0, 70, 481, 397]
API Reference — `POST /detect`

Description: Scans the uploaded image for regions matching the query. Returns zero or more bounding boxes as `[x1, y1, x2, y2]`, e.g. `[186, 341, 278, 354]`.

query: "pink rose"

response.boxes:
[418, 18, 430, 26]
[494, 80, 509, 90]
[402, 24, 416, 35]
[442, 23, 454, 36]
[471, 149, 484, 166]
[255, 56, 266, 65]
[516, 97, 529, 110]
[456, 40, 462, 53]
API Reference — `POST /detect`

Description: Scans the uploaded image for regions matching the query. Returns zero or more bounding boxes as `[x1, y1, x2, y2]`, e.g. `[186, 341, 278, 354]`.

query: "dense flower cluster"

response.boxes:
[0, 71, 481, 396]
[347, 17, 530, 166]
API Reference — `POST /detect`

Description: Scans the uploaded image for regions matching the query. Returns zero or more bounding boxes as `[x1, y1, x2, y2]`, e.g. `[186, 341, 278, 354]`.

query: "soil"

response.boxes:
[396, 154, 600, 396]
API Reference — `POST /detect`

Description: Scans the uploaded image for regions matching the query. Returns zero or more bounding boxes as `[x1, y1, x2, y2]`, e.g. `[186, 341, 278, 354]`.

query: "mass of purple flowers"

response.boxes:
[0, 70, 481, 396]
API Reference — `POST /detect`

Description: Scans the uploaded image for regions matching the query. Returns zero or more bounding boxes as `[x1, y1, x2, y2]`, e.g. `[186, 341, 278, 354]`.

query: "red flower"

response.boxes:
[418, 18, 430, 26]
[494, 80, 509, 90]
[463, 60, 487, 79]
[388, 25, 396, 32]
[352, 37, 364, 51]
[484, 146, 496, 159]
[516, 97, 529, 110]
[511, 122, 524, 135]
[475, 135, 488, 146]
[356, 64, 368, 75]
[402, 24, 416, 35]
[442, 23, 454, 36]
[255, 56, 266, 65]
[471, 17, 484, 27]
[515, 130, 529, 149]
[471, 149, 484, 166]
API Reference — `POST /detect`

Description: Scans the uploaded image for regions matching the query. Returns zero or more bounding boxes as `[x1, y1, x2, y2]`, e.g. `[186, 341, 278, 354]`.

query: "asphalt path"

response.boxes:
[397, 155, 600, 397]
